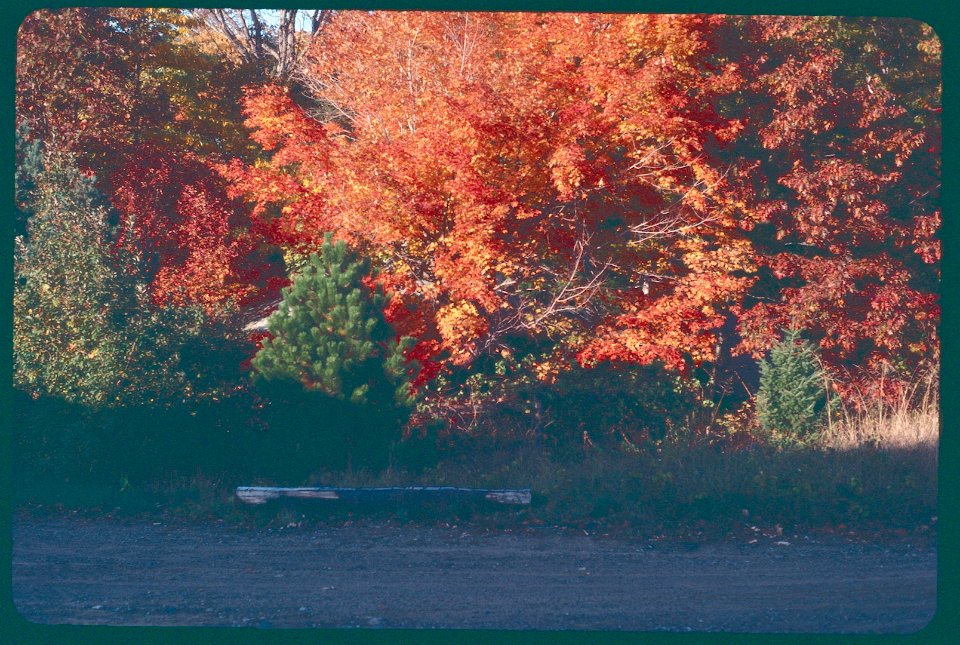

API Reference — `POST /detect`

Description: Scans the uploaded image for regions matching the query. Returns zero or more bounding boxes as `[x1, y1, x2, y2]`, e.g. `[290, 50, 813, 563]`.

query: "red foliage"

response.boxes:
[112, 146, 265, 313]
[727, 16, 940, 390]
[16, 8, 141, 166]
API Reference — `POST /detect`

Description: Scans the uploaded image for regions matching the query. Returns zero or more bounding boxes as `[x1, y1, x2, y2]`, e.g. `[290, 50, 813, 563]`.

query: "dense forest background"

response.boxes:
[11, 10, 940, 530]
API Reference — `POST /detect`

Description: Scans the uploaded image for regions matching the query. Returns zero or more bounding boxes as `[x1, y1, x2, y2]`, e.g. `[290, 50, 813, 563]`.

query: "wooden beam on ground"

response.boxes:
[235, 486, 532, 506]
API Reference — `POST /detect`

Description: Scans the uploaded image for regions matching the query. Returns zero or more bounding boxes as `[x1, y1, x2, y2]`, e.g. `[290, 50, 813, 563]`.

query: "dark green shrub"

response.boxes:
[14, 151, 197, 408]
[543, 363, 697, 453]
[425, 357, 698, 460]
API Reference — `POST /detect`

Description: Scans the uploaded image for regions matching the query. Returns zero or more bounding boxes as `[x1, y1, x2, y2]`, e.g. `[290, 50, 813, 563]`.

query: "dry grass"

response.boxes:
[820, 370, 939, 451]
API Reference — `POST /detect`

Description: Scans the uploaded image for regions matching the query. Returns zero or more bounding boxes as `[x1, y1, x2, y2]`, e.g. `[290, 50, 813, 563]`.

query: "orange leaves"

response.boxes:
[777, 159, 903, 248]
[913, 212, 941, 264]
[213, 12, 939, 397]
[431, 202, 515, 311]
[219, 12, 756, 376]
[548, 144, 587, 201]
[241, 85, 329, 157]
[754, 46, 843, 150]
[579, 238, 755, 373]
[737, 251, 936, 376]
[728, 17, 940, 388]
[578, 296, 722, 373]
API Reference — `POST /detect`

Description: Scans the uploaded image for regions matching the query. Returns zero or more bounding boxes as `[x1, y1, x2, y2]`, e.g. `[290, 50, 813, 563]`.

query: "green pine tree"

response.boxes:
[755, 328, 835, 448]
[252, 234, 416, 471]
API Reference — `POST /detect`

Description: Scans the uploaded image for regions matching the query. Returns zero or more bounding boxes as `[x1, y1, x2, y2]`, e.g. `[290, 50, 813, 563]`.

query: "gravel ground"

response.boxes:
[12, 515, 937, 633]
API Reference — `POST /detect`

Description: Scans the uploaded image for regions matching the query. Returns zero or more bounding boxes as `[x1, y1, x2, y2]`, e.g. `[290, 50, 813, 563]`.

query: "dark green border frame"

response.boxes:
[1, 1, 954, 643]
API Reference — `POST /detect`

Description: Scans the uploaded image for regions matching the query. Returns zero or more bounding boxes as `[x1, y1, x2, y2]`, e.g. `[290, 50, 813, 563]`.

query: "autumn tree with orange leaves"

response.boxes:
[16, 8, 282, 319]
[224, 13, 754, 388]
[222, 13, 938, 423]
[15, 9, 939, 437]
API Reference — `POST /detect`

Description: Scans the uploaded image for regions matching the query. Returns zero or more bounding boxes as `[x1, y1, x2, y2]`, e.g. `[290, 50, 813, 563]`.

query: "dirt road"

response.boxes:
[12, 515, 936, 633]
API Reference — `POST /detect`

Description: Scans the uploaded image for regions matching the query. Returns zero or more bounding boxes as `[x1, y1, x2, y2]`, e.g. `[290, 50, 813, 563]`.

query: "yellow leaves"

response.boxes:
[436, 301, 488, 365]
[680, 237, 756, 275]
[533, 359, 560, 384]
[917, 24, 941, 57]
[681, 188, 708, 212]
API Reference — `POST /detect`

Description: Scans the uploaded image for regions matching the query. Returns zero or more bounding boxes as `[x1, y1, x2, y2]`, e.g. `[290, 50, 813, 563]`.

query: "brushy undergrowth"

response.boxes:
[12, 379, 938, 535]
[405, 430, 937, 531]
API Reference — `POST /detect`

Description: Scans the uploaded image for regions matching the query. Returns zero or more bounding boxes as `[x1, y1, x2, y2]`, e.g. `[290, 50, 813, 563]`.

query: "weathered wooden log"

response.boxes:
[235, 486, 532, 506]
[235, 487, 340, 504]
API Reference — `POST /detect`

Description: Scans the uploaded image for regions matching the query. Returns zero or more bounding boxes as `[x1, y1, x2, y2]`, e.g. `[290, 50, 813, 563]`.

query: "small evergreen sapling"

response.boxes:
[252, 234, 415, 470]
[756, 328, 834, 447]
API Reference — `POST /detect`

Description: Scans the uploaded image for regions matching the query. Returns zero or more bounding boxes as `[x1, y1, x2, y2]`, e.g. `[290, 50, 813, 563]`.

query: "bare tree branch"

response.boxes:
[192, 9, 331, 83]
[476, 220, 614, 356]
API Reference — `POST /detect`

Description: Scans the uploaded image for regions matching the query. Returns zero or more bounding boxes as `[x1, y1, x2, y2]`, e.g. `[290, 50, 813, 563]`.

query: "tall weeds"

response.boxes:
[820, 369, 939, 453]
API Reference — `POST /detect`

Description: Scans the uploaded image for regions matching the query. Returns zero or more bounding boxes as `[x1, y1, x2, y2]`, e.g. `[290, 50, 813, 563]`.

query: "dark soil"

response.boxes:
[12, 514, 936, 633]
